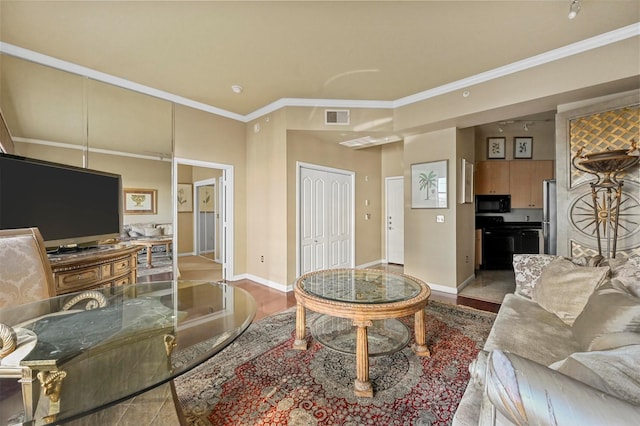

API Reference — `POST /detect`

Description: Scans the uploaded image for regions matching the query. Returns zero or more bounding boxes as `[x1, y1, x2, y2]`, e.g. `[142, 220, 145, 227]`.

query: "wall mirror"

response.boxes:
[0, 54, 174, 228]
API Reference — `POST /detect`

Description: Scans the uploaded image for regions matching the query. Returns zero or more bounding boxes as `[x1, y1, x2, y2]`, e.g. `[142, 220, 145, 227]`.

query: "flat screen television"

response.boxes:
[0, 153, 122, 250]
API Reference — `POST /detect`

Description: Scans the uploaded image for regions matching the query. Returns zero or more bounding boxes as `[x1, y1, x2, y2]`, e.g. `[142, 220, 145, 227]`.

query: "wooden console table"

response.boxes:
[48, 245, 139, 295]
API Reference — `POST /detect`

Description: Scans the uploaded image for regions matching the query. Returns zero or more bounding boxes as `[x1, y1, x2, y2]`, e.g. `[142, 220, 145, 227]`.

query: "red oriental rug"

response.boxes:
[174, 301, 495, 426]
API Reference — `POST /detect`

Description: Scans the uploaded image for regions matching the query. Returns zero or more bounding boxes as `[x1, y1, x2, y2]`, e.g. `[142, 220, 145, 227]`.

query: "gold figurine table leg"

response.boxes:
[353, 319, 373, 398]
[412, 308, 431, 357]
[292, 304, 307, 350]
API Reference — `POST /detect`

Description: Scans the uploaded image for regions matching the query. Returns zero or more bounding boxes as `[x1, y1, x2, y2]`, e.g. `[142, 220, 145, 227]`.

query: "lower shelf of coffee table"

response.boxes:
[311, 314, 410, 356]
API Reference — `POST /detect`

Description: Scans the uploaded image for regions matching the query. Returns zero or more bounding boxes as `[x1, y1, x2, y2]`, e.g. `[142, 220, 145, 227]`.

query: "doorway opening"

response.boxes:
[174, 157, 234, 281]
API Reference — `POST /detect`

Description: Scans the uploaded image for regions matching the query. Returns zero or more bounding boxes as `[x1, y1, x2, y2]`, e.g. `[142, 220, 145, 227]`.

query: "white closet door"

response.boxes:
[300, 166, 352, 274]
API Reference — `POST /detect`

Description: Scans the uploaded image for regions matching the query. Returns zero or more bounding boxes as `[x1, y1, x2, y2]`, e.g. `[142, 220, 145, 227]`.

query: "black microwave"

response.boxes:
[475, 194, 511, 213]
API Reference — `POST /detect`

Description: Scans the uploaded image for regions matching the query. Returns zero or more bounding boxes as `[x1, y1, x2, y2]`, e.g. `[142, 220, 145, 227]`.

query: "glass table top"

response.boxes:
[311, 315, 410, 356]
[298, 269, 424, 304]
[0, 280, 256, 425]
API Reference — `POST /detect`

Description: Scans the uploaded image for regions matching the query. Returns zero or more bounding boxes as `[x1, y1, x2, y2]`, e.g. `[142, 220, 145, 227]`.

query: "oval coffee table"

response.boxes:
[293, 268, 431, 397]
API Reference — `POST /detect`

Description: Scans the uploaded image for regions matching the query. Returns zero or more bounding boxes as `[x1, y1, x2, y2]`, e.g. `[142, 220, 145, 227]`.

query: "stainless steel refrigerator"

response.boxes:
[542, 179, 557, 255]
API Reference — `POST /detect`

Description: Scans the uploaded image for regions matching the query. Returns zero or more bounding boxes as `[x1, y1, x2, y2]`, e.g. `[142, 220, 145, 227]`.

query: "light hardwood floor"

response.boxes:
[137, 256, 501, 318]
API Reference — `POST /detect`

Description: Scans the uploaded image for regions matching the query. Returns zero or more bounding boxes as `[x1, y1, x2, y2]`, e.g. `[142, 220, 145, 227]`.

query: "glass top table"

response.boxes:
[293, 268, 431, 397]
[0, 280, 256, 425]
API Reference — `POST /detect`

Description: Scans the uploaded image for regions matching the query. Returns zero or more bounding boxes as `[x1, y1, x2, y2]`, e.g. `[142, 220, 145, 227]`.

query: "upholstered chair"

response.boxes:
[0, 227, 55, 423]
[0, 227, 55, 308]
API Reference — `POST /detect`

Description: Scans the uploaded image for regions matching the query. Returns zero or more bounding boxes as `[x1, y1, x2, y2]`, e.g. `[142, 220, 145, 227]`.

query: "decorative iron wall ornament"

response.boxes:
[571, 142, 639, 258]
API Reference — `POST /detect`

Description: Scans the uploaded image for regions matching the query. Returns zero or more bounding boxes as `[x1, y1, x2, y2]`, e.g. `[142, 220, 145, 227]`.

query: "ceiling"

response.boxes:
[0, 1, 639, 141]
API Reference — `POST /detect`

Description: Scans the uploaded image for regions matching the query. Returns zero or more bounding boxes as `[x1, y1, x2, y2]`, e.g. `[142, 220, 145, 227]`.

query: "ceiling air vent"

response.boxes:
[325, 109, 350, 125]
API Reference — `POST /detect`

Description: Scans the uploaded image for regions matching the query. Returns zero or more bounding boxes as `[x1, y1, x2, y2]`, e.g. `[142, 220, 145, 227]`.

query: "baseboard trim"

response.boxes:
[232, 273, 293, 293]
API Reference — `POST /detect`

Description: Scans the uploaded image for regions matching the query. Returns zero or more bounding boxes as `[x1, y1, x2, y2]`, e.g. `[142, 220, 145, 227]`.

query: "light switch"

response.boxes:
[436, 215, 445, 223]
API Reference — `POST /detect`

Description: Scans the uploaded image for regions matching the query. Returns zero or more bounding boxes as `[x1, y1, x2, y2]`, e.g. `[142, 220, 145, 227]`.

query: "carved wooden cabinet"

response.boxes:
[48, 245, 139, 295]
[475, 161, 510, 195]
[509, 160, 554, 208]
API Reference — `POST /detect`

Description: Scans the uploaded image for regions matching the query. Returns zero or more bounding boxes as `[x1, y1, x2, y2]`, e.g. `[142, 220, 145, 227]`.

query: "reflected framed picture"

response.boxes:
[460, 159, 474, 204]
[123, 188, 157, 214]
[177, 183, 193, 212]
[411, 160, 448, 209]
[487, 137, 506, 159]
[198, 185, 214, 212]
[514, 136, 533, 159]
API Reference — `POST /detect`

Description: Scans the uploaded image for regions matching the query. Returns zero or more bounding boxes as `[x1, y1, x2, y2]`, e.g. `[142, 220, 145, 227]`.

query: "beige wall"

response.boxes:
[287, 129, 382, 284]
[245, 108, 288, 286]
[474, 120, 555, 161]
[404, 128, 459, 291]
[174, 104, 248, 274]
[455, 128, 476, 285]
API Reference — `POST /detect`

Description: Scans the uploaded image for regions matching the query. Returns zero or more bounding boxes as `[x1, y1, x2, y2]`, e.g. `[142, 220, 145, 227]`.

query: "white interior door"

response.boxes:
[299, 164, 353, 275]
[386, 176, 404, 264]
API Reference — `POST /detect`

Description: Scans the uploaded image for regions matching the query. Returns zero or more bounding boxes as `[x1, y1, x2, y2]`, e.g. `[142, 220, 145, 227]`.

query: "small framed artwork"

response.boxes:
[487, 137, 506, 159]
[411, 160, 448, 209]
[198, 185, 214, 212]
[123, 188, 157, 214]
[460, 158, 474, 204]
[514, 137, 533, 159]
[177, 183, 193, 212]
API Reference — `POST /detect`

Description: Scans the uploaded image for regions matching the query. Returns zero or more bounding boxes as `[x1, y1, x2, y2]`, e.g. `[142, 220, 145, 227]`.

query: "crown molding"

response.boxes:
[0, 42, 246, 122]
[12, 136, 171, 161]
[1, 22, 638, 123]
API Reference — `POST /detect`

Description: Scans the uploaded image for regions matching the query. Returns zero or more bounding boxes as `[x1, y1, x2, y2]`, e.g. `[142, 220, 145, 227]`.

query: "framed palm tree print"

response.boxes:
[411, 160, 448, 208]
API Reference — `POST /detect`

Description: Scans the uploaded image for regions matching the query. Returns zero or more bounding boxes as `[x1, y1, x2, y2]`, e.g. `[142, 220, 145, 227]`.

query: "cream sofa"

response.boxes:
[453, 254, 640, 426]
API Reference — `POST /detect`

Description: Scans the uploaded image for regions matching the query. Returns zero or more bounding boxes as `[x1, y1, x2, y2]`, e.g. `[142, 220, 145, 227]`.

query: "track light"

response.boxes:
[498, 126, 504, 133]
[568, 0, 581, 19]
[524, 123, 529, 132]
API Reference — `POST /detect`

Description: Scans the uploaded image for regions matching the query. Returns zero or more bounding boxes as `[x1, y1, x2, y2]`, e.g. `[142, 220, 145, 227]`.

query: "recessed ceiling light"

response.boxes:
[231, 84, 243, 94]
[462, 90, 471, 98]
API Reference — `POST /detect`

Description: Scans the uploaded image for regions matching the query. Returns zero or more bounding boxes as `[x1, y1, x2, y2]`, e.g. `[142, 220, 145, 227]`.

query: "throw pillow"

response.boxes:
[572, 283, 640, 351]
[604, 256, 640, 297]
[512, 254, 559, 298]
[549, 345, 640, 405]
[143, 227, 162, 237]
[531, 258, 609, 326]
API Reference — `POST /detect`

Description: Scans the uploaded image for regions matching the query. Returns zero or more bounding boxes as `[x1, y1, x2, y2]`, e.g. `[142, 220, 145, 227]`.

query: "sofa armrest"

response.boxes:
[468, 350, 489, 388]
[485, 350, 640, 425]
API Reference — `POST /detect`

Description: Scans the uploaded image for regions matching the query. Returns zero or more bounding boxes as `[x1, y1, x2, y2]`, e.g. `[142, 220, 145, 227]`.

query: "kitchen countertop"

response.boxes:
[498, 222, 542, 229]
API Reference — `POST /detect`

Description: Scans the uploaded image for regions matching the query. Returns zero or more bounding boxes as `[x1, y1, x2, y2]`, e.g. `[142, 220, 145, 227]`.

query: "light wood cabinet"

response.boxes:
[475, 161, 510, 195]
[49, 245, 139, 295]
[509, 160, 554, 208]
[475, 229, 482, 269]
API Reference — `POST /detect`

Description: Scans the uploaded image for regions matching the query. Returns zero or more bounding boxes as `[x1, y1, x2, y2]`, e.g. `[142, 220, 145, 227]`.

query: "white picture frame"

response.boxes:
[460, 159, 474, 204]
[411, 160, 448, 209]
[514, 136, 533, 159]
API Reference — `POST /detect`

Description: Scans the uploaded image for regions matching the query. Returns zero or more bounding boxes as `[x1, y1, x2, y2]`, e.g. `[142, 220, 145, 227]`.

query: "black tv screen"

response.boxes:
[0, 153, 122, 248]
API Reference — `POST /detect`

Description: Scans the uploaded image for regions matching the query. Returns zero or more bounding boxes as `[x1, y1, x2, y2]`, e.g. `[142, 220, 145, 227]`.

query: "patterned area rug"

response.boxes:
[174, 301, 496, 426]
[136, 256, 173, 277]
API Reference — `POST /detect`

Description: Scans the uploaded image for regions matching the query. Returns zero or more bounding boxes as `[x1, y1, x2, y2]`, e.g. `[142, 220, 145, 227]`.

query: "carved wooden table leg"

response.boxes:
[292, 304, 307, 350]
[353, 319, 373, 397]
[412, 308, 431, 357]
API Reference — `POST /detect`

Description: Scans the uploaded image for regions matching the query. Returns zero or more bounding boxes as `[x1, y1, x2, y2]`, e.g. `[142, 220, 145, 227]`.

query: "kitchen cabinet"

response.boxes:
[475, 229, 482, 269]
[475, 161, 510, 195]
[509, 161, 554, 208]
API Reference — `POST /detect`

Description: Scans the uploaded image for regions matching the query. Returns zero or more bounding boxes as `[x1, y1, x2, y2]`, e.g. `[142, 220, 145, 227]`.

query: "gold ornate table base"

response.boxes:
[292, 268, 432, 398]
